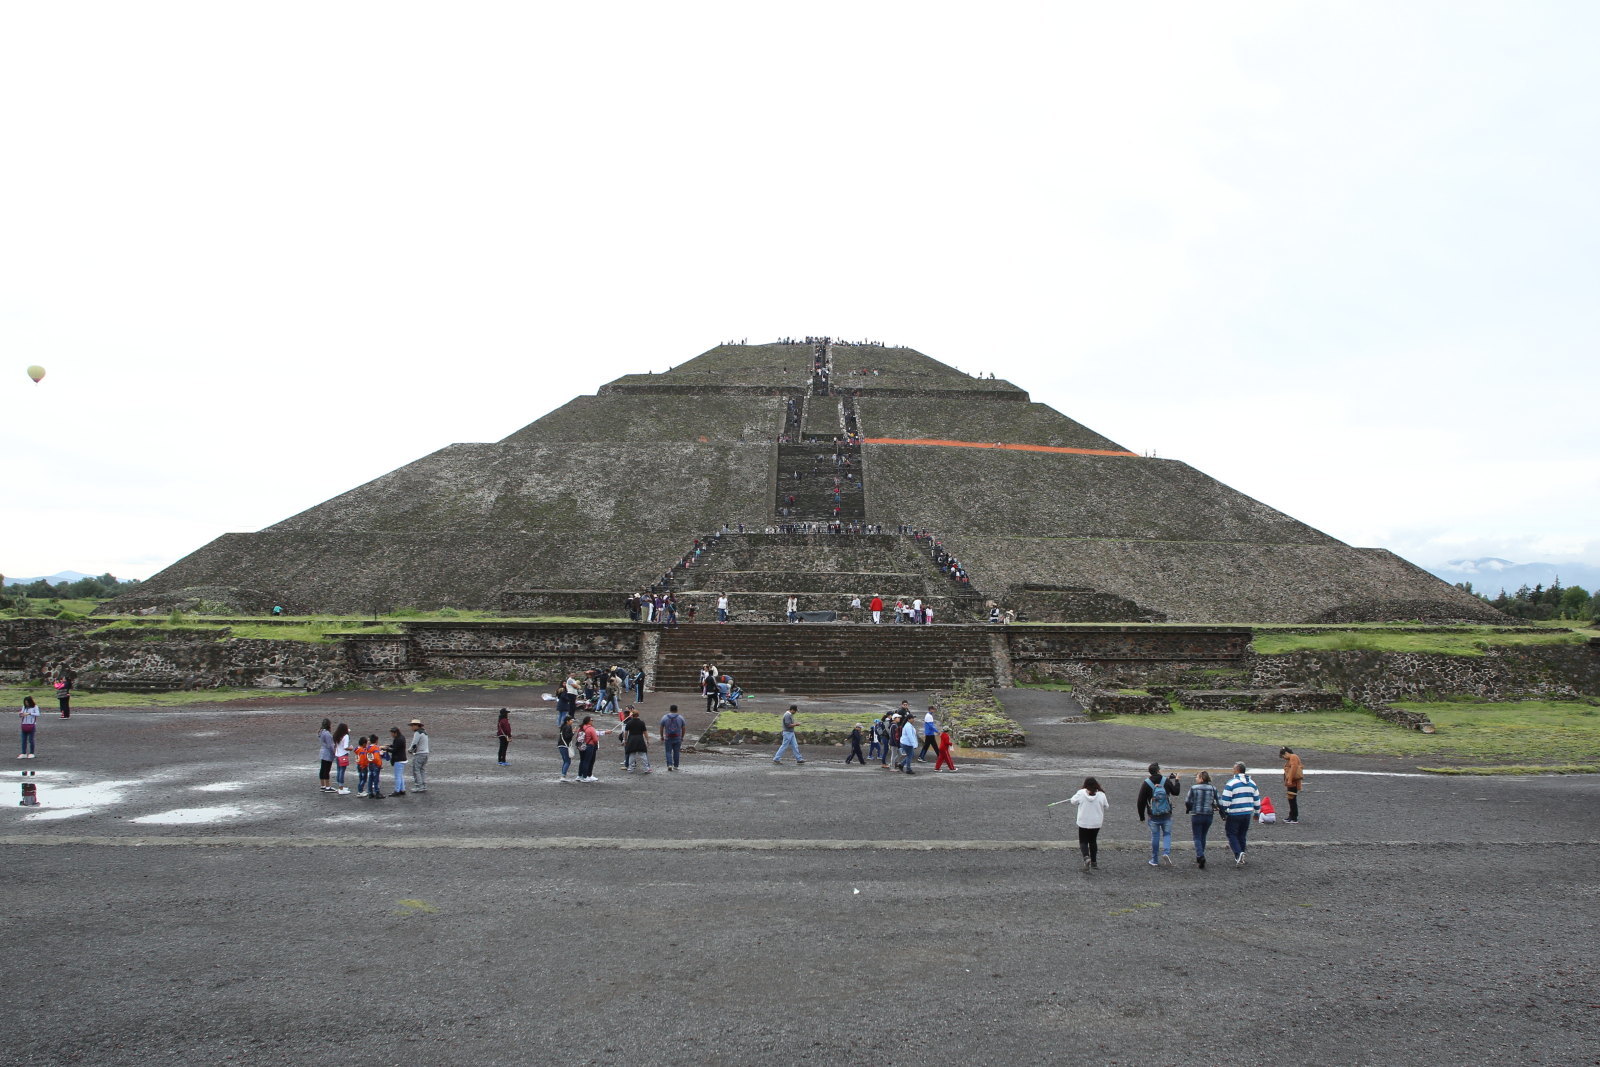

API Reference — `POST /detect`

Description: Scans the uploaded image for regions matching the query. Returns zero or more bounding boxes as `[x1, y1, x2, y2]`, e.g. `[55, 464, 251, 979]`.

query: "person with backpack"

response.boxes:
[868, 716, 887, 763]
[659, 705, 686, 771]
[1185, 770, 1219, 869]
[1221, 762, 1263, 866]
[1136, 762, 1181, 867]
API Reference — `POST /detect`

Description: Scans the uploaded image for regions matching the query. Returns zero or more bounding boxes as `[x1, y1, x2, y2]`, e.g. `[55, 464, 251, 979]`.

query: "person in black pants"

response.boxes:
[496, 708, 512, 766]
[845, 724, 866, 764]
[576, 716, 599, 782]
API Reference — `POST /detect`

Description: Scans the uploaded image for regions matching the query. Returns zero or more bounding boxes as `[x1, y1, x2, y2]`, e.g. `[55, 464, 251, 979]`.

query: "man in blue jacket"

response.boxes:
[1220, 762, 1263, 867]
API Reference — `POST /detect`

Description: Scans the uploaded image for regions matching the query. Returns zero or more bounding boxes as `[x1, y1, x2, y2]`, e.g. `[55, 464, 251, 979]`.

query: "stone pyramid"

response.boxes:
[120, 340, 1501, 623]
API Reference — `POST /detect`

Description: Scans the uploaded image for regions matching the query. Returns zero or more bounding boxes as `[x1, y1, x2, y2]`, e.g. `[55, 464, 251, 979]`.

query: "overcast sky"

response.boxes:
[3, 1, 1596, 582]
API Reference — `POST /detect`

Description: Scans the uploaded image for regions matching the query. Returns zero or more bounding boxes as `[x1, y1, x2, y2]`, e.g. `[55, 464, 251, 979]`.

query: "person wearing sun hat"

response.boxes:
[408, 718, 430, 793]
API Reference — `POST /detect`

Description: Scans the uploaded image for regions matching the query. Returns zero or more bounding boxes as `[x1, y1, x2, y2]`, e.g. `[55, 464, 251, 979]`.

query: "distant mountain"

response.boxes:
[2, 571, 94, 587]
[1426, 558, 1600, 597]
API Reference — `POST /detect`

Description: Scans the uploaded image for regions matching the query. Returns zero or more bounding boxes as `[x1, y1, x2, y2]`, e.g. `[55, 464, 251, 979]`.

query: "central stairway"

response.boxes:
[655, 622, 995, 693]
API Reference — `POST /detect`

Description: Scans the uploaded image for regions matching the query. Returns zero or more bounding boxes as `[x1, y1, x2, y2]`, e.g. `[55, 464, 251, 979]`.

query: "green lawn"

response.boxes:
[1251, 628, 1589, 656]
[0, 686, 305, 708]
[1098, 700, 1600, 770]
[713, 711, 867, 731]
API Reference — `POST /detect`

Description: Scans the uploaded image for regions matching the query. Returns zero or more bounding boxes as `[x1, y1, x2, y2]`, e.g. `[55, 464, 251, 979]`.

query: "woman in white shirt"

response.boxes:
[1068, 777, 1110, 869]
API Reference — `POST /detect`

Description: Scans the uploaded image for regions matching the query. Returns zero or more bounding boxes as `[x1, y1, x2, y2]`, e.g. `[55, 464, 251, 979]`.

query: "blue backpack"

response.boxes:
[1147, 778, 1172, 818]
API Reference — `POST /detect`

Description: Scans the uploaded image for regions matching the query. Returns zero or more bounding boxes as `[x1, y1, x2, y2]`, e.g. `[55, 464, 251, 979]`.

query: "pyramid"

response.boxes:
[120, 340, 1502, 623]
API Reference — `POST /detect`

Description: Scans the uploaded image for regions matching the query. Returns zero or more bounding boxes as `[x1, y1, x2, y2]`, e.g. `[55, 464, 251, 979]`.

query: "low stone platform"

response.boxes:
[1174, 689, 1347, 713]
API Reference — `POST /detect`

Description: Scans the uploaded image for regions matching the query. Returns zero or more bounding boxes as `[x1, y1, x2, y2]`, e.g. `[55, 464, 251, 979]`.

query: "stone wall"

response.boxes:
[1249, 645, 1600, 704]
[856, 398, 1126, 451]
[36, 637, 352, 691]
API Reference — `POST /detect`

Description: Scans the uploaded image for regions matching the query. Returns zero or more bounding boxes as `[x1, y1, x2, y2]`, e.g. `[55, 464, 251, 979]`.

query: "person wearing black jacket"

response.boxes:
[387, 727, 409, 796]
[557, 714, 576, 781]
[1135, 762, 1181, 867]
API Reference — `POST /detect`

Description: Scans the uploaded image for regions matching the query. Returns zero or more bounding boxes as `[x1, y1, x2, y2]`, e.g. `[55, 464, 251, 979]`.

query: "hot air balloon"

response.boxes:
[27, 365, 45, 384]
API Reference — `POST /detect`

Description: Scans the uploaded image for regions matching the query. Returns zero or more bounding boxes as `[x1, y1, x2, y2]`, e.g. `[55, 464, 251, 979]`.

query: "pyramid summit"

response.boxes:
[121, 339, 1500, 624]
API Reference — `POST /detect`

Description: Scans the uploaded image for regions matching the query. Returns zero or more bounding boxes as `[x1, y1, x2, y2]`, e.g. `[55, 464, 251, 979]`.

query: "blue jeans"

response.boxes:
[868, 737, 883, 760]
[356, 766, 370, 793]
[1191, 814, 1214, 859]
[1225, 813, 1252, 857]
[392, 761, 407, 792]
[558, 744, 572, 775]
[717, 609, 728, 622]
[335, 762, 348, 786]
[1148, 817, 1172, 861]
[664, 738, 682, 767]
[773, 731, 804, 763]
[20, 726, 36, 755]
[899, 744, 915, 771]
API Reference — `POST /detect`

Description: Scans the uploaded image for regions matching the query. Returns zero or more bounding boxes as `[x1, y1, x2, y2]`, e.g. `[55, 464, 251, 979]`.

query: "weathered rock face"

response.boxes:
[108, 340, 1509, 623]
[1249, 646, 1600, 705]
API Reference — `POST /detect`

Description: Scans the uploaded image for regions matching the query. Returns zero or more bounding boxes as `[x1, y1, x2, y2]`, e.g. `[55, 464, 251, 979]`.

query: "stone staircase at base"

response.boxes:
[656, 623, 997, 692]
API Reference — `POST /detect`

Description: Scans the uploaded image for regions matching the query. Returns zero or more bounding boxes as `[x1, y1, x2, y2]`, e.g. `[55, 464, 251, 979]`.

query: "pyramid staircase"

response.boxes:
[655, 622, 996, 692]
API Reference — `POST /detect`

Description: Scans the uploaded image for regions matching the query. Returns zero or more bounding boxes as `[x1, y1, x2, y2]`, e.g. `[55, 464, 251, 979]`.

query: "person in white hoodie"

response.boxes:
[1067, 777, 1110, 869]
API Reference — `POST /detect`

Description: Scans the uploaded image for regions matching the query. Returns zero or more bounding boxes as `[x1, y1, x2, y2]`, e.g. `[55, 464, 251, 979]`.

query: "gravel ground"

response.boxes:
[4, 685, 1598, 1065]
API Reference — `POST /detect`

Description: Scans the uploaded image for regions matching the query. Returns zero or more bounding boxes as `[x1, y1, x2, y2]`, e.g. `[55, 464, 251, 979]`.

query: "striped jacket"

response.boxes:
[1220, 774, 1262, 816]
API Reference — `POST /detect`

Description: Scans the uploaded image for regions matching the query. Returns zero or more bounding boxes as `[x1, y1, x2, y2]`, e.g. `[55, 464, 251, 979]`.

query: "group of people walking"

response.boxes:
[556, 702, 687, 782]
[1062, 749, 1304, 869]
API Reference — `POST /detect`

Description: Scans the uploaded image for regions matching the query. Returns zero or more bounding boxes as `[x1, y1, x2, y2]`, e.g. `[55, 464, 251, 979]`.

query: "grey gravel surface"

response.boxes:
[5, 685, 1599, 1065]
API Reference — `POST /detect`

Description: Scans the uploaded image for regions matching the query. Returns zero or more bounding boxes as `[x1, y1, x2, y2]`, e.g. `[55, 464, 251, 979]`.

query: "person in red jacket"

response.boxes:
[934, 726, 957, 771]
[869, 594, 884, 624]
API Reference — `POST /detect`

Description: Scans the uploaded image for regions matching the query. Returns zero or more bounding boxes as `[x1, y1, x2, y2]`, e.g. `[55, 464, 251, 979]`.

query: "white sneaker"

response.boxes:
[337, 788, 350, 795]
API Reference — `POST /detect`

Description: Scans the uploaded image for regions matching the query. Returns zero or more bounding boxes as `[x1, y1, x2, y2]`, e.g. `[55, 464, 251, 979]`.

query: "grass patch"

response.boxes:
[1251, 628, 1588, 656]
[1017, 682, 1074, 692]
[1417, 764, 1600, 776]
[386, 678, 559, 694]
[0, 686, 305, 708]
[1098, 699, 1600, 766]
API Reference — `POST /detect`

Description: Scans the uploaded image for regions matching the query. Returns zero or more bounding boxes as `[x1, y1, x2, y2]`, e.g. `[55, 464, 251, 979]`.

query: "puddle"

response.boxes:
[191, 781, 246, 792]
[20, 779, 143, 819]
[132, 805, 247, 825]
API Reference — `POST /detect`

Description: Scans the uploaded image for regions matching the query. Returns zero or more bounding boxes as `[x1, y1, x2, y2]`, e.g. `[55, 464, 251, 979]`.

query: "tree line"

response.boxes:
[1458, 580, 1599, 622]
[3, 573, 143, 604]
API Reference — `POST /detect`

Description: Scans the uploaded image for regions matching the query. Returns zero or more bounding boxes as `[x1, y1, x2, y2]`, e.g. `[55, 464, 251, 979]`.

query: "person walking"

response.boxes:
[703, 670, 720, 715]
[897, 715, 918, 775]
[633, 668, 646, 704]
[716, 593, 730, 623]
[408, 719, 430, 792]
[772, 704, 806, 765]
[1066, 777, 1109, 869]
[1136, 763, 1181, 867]
[917, 708, 939, 762]
[317, 718, 336, 792]
[496, 708, 512, 766]
[576, 715, 601, 782]
[387, 727, 409, 796]
[557, 713, 576, 781]
[19, 696, 40, 758]
[54, 674, 72, 718]
[1185, 770, 1219, 869]
[934, 725, 957, 771]
[1221, 762, 1263, 866]
[622, 707, 652, 773]
[1222, 764, 1260, 863]
[659, 704, 686, 771]
[869, 594, 883, 624]
[332, 723, 352, 795]
[845, 723, 866, 764]
[1280, 747, 1304, 823]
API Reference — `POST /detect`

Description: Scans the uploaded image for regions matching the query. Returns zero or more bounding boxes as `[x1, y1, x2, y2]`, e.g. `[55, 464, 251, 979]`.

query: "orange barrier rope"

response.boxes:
[863, 437, 1140, 457]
